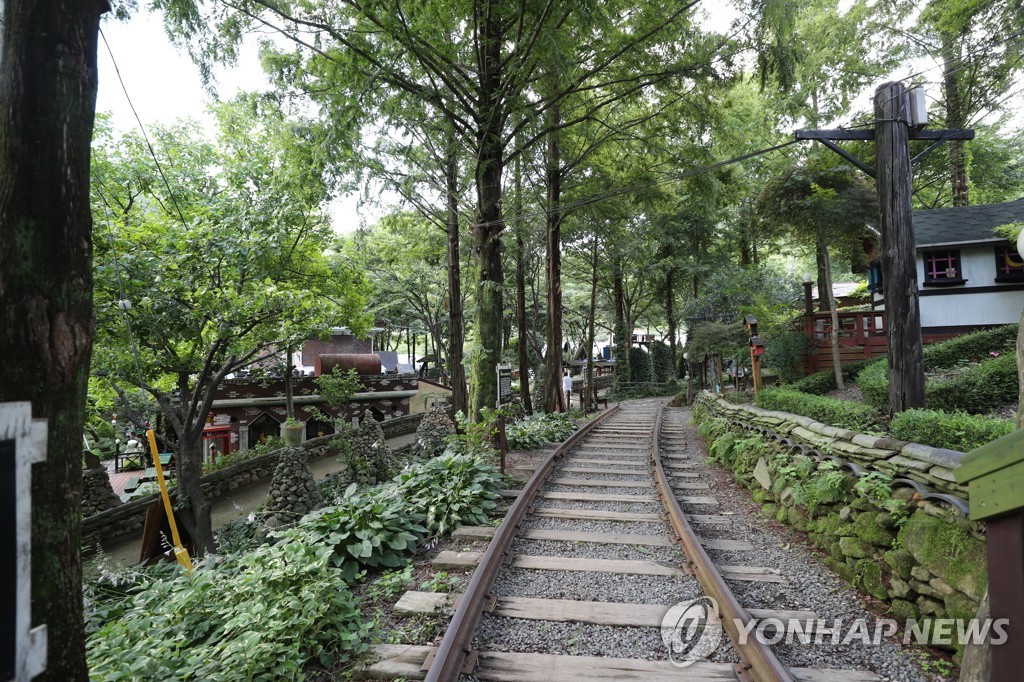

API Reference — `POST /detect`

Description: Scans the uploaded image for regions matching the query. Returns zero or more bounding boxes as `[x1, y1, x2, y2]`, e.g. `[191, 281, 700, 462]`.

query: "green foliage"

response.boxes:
[506, 412, 577, 449]
[684, 321, 748, 362]
[650, 341, 675, 382]
[925, 353, 1018, 413]
[761, 327, 808, 383]
[627, 347, 654, 383]
[390, 452, 501, 537]
[922, 325, 1017, 370]
[315, 367, 363, 407]
[859, 328, 1018, 413]
[756, 387, 882, 431]
[87, 538, 369, 680]
[718, 390, 754, 404]
[853, 471, 894, 506]
[856, 360, 889, 411]
[789, 360, 871, 395]
[890, 409, 1013, 452]
[292, 484, 425, 582]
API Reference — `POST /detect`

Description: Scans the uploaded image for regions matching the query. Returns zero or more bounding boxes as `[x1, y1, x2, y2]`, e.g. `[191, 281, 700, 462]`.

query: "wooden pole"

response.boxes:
[750, 348, 762, 396]
[874, 82, 926, 413]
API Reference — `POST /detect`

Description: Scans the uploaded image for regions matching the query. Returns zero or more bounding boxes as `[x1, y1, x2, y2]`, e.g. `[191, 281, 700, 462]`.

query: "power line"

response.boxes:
[474, 139, 801, 230]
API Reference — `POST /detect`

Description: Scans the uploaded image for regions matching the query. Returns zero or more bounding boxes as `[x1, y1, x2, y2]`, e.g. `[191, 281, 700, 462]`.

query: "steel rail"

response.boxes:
[425, 405, 622, 681]
[651, 405, 795, 682]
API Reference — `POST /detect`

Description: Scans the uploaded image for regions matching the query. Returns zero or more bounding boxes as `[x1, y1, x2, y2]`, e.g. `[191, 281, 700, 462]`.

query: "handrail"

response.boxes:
[424, 406, 621, 681]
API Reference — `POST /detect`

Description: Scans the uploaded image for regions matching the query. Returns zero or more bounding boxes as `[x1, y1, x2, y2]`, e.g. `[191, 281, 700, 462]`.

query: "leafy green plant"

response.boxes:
[922, 324, 1017, 370]
[788, 360, 871, 395]
[419, 571, 462, 593]
[890, 408, 1013, 452]
[315, 367, 363, 407]
[505, 412, 577, 449]
[365, 564, 415, 602]
[290, 483, 425, 582]
[392, 452, 501, 536]
[87, 537, 370, 680]
[756, 387, 882, 432]
[926, 353, 1017, 413]
[854, 471, 893, 506]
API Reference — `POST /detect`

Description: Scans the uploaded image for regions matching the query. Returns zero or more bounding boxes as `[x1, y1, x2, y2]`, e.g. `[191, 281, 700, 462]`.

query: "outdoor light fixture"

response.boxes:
[1017, 228, 1024, 261]
[117, 298, 132, 311]
[803, 272, 812, 283]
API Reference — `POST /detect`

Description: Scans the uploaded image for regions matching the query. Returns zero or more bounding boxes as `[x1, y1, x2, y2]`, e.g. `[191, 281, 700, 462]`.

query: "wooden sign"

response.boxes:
[0, 402, 48, 681]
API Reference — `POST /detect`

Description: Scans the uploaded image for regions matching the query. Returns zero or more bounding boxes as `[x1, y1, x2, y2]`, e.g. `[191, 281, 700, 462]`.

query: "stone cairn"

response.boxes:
[344, 410, 393, 484]
[81, 452, 122, 516]
[263, 446, 323, 529]
[411, 406, 456, 459]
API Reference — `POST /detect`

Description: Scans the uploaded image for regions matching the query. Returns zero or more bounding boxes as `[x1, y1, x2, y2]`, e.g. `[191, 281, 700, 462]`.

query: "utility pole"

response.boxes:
[795, 83, 973, 414]
[874, 81, 925, 411]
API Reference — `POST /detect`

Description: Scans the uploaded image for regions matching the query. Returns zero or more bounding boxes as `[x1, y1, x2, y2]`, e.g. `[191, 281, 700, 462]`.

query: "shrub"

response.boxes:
[628, 346, 654, 383]
[87, 538, 369, 680]
[719, 390, 754, 405]
[926, 353, 1018, 413]
[922, 325, 1017, 370]
[506, 412, 577, 449]
[392, 452, 501, 536]
[890, 409, 1013, 452]
[294, 484, 426, 581]
[650, 341, 675, 382]
[762, 328, 808, 384]
[789, 360, 872, 395]
[856, 360, 889, 411]
[756, 387, 882, 432]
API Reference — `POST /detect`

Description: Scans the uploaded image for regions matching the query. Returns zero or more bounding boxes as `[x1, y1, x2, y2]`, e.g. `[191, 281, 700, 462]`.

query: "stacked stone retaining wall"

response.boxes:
[695, 391, 986, 643]
[81, 411, 424, 550]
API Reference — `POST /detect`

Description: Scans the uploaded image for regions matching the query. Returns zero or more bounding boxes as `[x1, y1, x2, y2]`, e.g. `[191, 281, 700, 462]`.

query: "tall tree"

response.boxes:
[92, 103, 369, 554]
[0, 0, 107, 678]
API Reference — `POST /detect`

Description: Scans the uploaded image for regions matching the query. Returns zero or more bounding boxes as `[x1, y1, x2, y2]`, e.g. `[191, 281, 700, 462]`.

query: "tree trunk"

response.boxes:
[817, 222, 845, 390]
[467, 4, 505, 419]
[815, 235, 831, 313]
[586, 238, 599, 413]
[664, 266, 677, 369]
[543, 97, 565, 413]
[0, 2, 106, 678]
[942, 32, 969, 207]
[513, 156, 533, 414]
[284, 347, 295, 421]
[445, 129, 468, 416]
[612, 257, 631, 386]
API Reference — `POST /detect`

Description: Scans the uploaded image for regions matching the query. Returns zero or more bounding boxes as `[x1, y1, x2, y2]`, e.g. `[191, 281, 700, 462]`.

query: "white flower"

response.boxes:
[246, 512, 257, 524]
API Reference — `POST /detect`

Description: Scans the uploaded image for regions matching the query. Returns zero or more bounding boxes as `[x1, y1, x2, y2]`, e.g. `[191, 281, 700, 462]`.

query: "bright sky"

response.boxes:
[96, 8, 375, 234]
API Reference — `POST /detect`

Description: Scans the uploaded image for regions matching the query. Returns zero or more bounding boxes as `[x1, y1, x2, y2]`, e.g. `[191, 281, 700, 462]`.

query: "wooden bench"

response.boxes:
[123, 477, 141, 494]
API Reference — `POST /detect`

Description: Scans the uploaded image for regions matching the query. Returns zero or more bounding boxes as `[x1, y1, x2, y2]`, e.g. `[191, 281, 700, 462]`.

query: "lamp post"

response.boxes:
[802, 272, 814, 316]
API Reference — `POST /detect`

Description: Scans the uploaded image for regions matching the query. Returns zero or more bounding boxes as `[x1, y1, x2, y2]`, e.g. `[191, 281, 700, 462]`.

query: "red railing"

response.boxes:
[802, 310, 887, 373]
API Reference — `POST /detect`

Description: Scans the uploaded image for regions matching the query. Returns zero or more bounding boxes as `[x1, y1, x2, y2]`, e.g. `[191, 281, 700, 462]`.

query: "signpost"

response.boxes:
[1, 402, 48, 681]
[496, 364, 513, 408]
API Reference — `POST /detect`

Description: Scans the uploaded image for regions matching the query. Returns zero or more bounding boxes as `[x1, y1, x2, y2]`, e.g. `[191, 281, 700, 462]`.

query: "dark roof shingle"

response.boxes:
[913, 199, 1024, 247]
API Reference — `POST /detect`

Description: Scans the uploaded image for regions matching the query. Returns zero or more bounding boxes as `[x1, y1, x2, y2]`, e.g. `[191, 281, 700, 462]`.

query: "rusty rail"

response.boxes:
[424, 405, 621, 681]
[651, 405, 794, 682]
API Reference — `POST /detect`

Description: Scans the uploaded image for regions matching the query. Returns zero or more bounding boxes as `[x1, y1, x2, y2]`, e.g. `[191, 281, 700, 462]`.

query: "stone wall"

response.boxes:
[698, 392, 967, 500]
[81, 412, 424, 550]
[695, 391, 987, 641]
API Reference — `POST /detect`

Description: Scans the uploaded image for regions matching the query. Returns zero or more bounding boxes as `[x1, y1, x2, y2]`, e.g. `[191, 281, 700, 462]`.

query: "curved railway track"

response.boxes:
[362, 399, 883, 681]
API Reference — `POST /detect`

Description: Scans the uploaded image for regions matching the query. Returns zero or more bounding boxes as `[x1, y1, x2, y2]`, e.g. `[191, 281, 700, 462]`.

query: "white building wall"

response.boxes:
[916, 244, 1024, 328]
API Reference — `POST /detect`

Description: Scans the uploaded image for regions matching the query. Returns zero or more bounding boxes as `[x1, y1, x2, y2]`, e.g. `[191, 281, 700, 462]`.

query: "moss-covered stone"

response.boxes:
[889, 599, 920, 623]
[882, 549, 916, 580]
[839, 536, 871, 559]
[851, 497, 875, 512]
[760, 503, 778, 520]
[898, 510, 988, 601]
[855, 559, 889, 600]
[815, 513, 843, 539]
[916, 596, 944, 617]
[787, 505, 809, 531]
[752, 489, 771, 504]
[911, 565, 932, 582]
[853, 511, 897, 547]
[825, 557, 856, 584]
[830, 541, 844, 561]
[944, 590, 978, 622]
[776, 507, 788, 524]
[886, 576, 911, 599]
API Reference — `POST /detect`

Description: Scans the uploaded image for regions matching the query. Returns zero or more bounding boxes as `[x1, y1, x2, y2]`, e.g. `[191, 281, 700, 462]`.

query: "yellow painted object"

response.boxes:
[146, 430, 193, 570]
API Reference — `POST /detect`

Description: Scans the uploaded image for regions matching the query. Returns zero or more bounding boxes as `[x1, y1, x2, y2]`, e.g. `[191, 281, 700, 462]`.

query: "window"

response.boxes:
[923, 250, 965, 286]
[867, 262, 883, 294]
[995, 245, 1024, 281]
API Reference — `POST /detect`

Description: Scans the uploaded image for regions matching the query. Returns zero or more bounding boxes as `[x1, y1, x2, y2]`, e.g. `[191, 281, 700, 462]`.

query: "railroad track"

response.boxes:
[361, 399, 882, 681]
